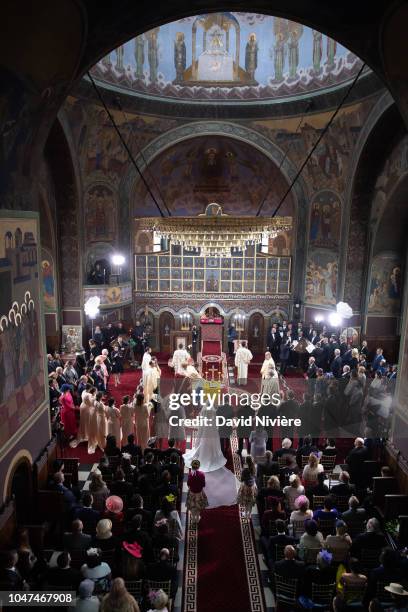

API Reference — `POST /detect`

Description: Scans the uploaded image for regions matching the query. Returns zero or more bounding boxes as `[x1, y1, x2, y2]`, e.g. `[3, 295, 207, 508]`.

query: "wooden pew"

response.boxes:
[372, 477, 399, 511]
[382, 495, 408, 520]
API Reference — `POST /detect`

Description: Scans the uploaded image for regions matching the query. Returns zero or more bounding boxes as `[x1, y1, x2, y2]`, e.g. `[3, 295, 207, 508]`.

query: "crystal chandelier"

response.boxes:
[137, 204, 292, 257]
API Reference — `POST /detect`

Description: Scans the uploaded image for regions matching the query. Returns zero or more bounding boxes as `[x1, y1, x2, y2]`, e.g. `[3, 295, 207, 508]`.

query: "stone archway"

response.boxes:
[121, 121, 309, 301]
[3, 450, 33, 524]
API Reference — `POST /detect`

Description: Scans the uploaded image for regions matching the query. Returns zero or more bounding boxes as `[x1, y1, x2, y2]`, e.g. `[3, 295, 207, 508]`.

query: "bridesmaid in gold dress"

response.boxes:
[95, 391, 108, 451]
[87, 389, 101, 453]
[107, 397, 122, 446]
[73, 384, 95, 447]
[133, 392, 150, 449]
[120, 395, 135, 446]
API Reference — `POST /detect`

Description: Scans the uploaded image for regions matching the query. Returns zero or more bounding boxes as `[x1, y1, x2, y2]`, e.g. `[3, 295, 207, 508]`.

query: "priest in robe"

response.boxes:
[235, 340, 253, 386]
[171, 343, 190, 375]
[144, 360, 161, 407]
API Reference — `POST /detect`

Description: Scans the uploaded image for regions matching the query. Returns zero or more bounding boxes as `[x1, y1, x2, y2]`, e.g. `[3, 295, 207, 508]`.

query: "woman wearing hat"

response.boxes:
[186, 459, 208, 524]
[59, 384, 77, 441]
[103, 496, 124, 536]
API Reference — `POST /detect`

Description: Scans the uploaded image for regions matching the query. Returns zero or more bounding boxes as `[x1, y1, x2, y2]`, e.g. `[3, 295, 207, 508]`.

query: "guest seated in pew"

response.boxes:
[54, 471, 78, 511]
[290, 494, 313, 524]
[46, 551, 81, 590]
[256, 450, 280, 488]
[139, 453, 160, 481]
[302, 453, 324, 489]
[152, 519, 180, 562]
[97, 456, 112, 479]
[303, 550, 336, 597]
[283, 474, 305, 511]
[333, 558, 367, 608]
[261, 519, 296, 568]
[322, 438, 338, 457]
[121, 514, 154, 563]
[0, 550, 27, 590]
[125, 494, 153, 531]
[153, 498, 183, 542]
[89, 471, 110, 513]
[366, 548, 404, 602]
[91, 519, 119, 552]
[74, 493, 101, 535]
[325, 520, 352, 563]
[75, 579, 100, 612]
[274, 544, 305, 581]
[100, 577, 140, 612]
[261, 498, 287, 536]
[47, 459, 65, 489]
[102, 496, 125, 537]
[153, 470, 178, 500]
[350, 517, 387, 558]
[346, 437, 369, 489]
[257, 475, 284, 515]
[80, 548, 112, 594]
[313, 495, 339, 522]
[63, 519, 92, 553]
[162, 453, 184, 484]
[280, 454, 300, 487]
[121, 433, 142, 460]
[143, 438, 163, 462]
[105, 435, 121, 458]
[309, 472, 329, 501]
[341, 496, 367, 533]
[146, 547, 178, 601]
[296, 435, 319, 467]
[330, 471, 355, 497]
[161, 438, 183, 462]
[273, 437, 297, 461]
[298, 519, 324, 561]
[109, 469, 133, 504]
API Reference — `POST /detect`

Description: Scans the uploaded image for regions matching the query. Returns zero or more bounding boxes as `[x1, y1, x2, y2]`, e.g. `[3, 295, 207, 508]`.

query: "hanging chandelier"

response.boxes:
[137, 204, 292, 257]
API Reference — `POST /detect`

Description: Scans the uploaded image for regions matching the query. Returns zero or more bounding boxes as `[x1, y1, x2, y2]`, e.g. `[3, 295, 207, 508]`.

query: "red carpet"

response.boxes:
[196, 505, 252, 612]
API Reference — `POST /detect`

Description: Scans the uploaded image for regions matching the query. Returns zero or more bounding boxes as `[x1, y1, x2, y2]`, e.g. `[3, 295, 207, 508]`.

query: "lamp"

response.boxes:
[111, 254, 125, 283]
[315, 314, 323, 323]
[84, 296, 101, 335]
[329, 312, 342, 327]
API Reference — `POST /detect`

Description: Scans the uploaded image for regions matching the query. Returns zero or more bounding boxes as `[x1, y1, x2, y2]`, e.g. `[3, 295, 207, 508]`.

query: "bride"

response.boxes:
[183, 403, 226, 473]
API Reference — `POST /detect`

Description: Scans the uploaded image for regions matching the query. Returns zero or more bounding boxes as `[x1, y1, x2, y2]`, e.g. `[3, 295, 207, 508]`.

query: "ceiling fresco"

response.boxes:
[90, 12, 365, 103]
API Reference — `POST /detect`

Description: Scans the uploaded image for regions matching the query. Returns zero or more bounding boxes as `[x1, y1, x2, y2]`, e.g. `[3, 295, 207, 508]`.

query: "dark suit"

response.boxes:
[274, 558, 305, 581]
[346, 446, 369, 487]
[261, 533, 296, 567]
[267, 330, 281, 362]
[63, 531, 92, 551]
[0, 567, 25, 590]
[236, 405, 253, 453]
[350, 531, 387, 558]
[330, 482, 355, 498]
[46, 566, 81, 589]
[73, 507, 100, 534]
[146, 560, 178, 598]
[331, 356, 343, 378]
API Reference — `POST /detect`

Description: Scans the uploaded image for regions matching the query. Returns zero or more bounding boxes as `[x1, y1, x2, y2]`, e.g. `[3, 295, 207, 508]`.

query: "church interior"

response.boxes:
[1, 2, 408, 610]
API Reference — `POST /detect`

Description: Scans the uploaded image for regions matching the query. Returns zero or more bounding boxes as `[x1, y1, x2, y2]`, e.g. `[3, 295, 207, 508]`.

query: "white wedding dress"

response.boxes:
[183, 405, 227, 472]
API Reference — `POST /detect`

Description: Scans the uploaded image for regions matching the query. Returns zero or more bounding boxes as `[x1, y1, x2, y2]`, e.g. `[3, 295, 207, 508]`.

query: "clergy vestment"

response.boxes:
[235, 345, 253, 385]
[171, 348, 190, 375]
[144, 365, 160, 405]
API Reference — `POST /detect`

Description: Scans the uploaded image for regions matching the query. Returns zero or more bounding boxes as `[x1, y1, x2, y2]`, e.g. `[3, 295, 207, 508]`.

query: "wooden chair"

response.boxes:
[301, 456, 310, 469]
[317, 517, 336, 538]
[375, 581, 395, 606]
[265, 519, 288, 537]
[335, 495, 350, 513]
[291, 519, 306, 539]
[272, 543, 286, 563]
[146, 579, 172, 599]
[360, 547, 382, 570]
[275, 575, 299, 607]
[342, 582, 366, 608]
[383, 495, 408, 520]
[312, 495, 326, 510]
[372, 477, 398, 510]
[309, 582, 336, 608]
[321, 454, 336, 474]
[125, 579, 144, 601]
[69, 548, 85, 569]
[303, 547, 321, 565]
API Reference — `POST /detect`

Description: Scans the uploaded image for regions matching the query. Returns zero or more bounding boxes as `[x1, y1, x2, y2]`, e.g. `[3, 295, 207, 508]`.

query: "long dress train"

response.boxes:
[183, 405, 226, 472]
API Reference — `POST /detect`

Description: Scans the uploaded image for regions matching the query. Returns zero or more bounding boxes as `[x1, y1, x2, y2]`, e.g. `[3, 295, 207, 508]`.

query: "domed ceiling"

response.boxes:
[90, 12, 365, 103]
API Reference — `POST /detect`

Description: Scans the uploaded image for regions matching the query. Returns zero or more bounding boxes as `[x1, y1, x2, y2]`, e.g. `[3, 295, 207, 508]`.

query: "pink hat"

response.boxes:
[105, 495, 123, 513]
[122, 541, 143, 559]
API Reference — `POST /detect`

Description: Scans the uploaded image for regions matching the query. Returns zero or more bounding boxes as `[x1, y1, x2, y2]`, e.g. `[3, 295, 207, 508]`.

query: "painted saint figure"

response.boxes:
[174, 32, 186, 82]
[245, 33, 258, 81]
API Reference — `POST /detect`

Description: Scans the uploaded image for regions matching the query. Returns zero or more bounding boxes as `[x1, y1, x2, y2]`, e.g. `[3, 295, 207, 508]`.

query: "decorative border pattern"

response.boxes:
[231, 430, 266, 612]
[183, 514, 198, 612]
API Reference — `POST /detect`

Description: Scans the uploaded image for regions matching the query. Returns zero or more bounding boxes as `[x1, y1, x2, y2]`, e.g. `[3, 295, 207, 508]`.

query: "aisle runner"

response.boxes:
[182, 431, 265, 612]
